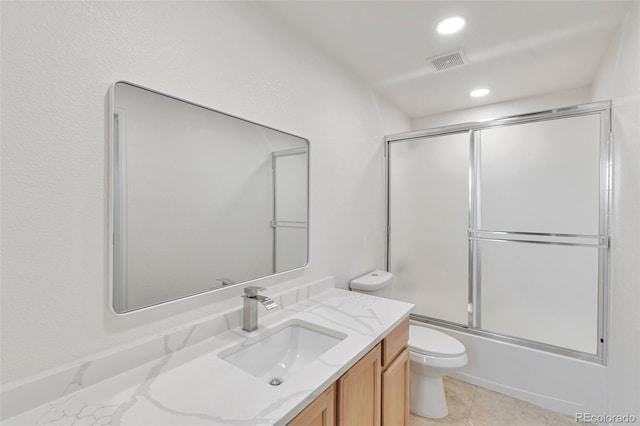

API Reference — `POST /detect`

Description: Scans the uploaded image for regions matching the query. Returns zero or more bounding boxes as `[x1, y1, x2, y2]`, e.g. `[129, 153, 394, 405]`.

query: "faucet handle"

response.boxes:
[244, 286, 266, 298]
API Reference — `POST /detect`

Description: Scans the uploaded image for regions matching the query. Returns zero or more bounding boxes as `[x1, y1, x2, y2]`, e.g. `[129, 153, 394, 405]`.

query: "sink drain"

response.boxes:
[269, 378, 283, 386]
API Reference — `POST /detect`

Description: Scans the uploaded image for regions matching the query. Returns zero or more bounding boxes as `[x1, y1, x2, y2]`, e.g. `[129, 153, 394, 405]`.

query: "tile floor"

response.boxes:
[409, 377, 577, 426]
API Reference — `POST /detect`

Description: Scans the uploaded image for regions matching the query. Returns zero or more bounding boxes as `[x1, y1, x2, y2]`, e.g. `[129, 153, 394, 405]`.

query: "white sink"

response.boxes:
[219, 320, 346, 385]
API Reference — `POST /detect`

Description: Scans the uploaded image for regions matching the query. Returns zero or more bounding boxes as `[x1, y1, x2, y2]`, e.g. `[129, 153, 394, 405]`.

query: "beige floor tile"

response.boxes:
[407, 378, 475, 426]
[544, 409, 577, 426]
[443, 377, 477, 421]
[409, 413, 468, 426]
[409, 377, 567, 426]
[467, 388, 547, 426]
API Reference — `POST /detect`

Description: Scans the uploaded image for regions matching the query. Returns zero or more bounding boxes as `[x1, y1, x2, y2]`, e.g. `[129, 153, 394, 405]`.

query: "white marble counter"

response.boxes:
[4, 285, 413, 425]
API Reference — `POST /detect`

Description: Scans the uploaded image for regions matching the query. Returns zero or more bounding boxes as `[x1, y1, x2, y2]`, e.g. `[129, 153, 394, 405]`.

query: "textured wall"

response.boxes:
[0, 1, 410, 384]
[410, 87, 591, 130]
[591, 1, 640, 419]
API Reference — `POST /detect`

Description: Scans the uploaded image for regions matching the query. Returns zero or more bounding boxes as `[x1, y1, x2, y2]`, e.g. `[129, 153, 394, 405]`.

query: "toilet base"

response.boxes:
[410, 374, 448, 419]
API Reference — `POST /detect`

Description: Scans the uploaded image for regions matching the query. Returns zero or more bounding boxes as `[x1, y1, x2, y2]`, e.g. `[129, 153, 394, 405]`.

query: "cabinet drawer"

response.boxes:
[382, 317, 409, 368]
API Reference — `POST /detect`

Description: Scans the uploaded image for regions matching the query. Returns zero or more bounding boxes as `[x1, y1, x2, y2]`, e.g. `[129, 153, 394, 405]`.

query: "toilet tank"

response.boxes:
[349, 270, 393, 298]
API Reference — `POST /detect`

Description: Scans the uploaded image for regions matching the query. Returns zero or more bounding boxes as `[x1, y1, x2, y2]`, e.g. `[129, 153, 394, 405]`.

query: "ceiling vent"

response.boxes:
[428, 49, 468, 72]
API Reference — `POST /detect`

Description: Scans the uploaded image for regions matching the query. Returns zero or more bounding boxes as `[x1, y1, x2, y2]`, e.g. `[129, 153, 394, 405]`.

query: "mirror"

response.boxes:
[110, 82, 309, 313]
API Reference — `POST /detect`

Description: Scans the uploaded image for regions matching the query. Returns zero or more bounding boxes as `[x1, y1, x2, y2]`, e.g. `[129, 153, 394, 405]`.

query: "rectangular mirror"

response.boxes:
[110, 82, 309, 313]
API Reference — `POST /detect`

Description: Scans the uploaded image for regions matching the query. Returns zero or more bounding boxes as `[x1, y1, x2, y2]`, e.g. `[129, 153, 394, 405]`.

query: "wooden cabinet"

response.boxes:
[288, 383, 336, 426]
[382, 318, 409, 368]
[288, 318, 409, 426]
[381, 318, 410, 426]
[337, 344, 381, 426]
[382, 348, 410, 426]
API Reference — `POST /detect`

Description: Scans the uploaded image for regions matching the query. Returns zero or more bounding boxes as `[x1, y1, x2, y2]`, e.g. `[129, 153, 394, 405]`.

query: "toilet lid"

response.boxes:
[409, 326, 466, 357]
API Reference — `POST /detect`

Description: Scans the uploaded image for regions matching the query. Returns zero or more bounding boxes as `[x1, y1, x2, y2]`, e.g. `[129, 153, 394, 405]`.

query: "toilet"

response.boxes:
[350, 270, 468, 419]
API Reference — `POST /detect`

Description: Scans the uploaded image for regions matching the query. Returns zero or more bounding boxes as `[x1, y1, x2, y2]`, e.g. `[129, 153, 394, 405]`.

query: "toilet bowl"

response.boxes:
[408, 325, 468, 418]
[350, 271, 468, 419]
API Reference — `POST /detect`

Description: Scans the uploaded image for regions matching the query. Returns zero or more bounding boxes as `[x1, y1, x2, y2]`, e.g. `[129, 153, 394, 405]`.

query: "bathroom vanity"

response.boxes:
[1, 278, 413, 426]
[288, 318, 410, 426]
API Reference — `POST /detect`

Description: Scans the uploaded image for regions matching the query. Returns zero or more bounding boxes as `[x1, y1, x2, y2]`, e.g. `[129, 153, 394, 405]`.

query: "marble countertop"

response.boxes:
[6, 288, 413, 426]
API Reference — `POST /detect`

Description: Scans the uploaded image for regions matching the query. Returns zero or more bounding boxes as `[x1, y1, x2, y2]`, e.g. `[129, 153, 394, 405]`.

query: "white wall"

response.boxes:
[411, 87, 591, 130]
[0, 1, 410, 384]
[591, 2, 640, 419]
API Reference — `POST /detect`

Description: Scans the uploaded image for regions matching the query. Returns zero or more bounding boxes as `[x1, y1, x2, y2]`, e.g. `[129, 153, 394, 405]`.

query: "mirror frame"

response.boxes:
[108, 81, 310, 314]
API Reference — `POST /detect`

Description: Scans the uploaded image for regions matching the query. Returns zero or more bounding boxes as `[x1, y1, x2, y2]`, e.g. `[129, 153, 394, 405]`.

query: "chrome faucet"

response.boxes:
[242, 286, 278, 332]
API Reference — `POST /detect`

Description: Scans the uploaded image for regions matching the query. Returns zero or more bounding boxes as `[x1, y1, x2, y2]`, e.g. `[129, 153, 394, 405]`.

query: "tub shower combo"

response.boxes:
[386, 101, 611, 364]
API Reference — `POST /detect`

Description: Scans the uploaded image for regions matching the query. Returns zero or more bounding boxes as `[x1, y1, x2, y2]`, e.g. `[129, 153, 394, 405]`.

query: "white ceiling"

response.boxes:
[267, 1, 632, 118]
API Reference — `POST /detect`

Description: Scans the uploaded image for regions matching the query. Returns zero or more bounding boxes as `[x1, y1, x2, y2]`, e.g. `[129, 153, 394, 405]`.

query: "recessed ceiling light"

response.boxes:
[470, 88, 490, 97]
[437, 16, 466, 35]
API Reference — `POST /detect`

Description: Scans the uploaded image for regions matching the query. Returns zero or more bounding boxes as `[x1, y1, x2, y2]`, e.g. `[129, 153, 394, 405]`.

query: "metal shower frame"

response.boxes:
[384, 101, 612, 364]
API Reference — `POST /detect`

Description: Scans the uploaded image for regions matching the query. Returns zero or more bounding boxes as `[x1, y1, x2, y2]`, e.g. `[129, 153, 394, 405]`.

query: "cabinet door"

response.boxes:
[337, 344, 381, 426]
[382, 318, 409, 368]
[288, 383, 336, 426]
[382, 348, 409, 426]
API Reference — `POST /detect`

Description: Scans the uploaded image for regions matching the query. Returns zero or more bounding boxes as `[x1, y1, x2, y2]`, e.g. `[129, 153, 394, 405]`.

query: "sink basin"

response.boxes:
[219, 320, 346, 385]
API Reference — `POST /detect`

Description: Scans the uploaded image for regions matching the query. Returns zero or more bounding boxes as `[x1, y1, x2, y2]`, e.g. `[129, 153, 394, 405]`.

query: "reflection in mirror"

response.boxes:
[110, 82, 308, 313]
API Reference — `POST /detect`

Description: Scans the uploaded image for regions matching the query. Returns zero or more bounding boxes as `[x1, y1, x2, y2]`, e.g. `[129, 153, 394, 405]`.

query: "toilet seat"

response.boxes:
[409, 350, 468, 372]
[409, 325, 466, 358]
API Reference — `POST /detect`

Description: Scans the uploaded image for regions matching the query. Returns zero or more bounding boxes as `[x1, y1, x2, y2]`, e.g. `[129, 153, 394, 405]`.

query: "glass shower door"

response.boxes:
[474, 114, 603, 354]
[386, 101, 610, 361]
[388, 132, 470, 325]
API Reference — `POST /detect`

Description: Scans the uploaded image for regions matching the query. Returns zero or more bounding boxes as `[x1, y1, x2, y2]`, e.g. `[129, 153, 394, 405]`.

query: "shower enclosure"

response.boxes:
[386, 102, 611, 363]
